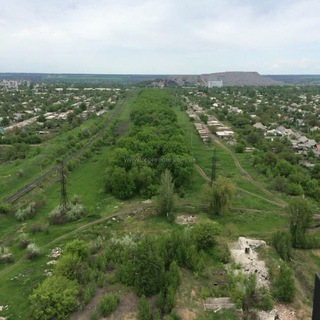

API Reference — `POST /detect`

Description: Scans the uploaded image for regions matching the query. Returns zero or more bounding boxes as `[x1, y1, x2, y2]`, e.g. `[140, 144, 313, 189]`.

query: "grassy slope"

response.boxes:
[0, 94, 136, 319]
[174, 105, 287, 239]
[0, 114, 109, 199]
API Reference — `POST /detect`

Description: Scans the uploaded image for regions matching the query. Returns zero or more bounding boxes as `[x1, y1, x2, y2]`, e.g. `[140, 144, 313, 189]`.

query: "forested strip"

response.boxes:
[105, 89, 194, 199]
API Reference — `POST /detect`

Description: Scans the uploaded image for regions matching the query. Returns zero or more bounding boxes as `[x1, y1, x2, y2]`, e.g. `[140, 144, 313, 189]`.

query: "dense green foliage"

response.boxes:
[156, 169, 175, 218]
[272, 231, 292, 261]
[273, 264, 296, 303]
[202, 176, 235, 216]
[288, 198, 314, 248]
[98, 293, 120, 317]
[137, 295, 152, 320]
[30, 275, 79, 320]
[105, 89, 193, 199]
[103, 225, 221, 316]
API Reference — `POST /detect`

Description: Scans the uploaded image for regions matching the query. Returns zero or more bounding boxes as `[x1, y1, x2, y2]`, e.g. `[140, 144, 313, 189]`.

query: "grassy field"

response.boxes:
[0, 93, 137, 318]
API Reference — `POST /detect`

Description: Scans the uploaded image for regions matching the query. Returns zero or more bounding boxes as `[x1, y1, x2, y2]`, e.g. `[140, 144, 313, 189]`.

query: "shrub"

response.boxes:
[137, 295, 152, 320]
[83, 283, 96, 305]
[90, 311, 99, 320]
[273, 264, 295, 303]
[17, 168, 24, 177]
[272, 231, 292, 261]
[49, 203, 86, 224]
[30, 275, 79, 319]
[26, 243, 41, 259]
[98, 293, 119, 317]
[0, 202, 12, 215]
[0, 246, 13, 263]
[48, 206, 66, 224]
[15, 202, 36, 221]
[15, 208, 27, 222]
[18, 233, 31, 249]
[71, 194, 81, 205]
[29, 223, 49, 234]
[66, 204, 86, 221]
[191, 222, 221, 250]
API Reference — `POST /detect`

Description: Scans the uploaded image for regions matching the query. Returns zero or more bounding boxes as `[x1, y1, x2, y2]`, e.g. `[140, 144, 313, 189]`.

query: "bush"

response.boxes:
[0, 202, 12, 215]
[18, 233, 31, 249]
[66, 204, 86, 221]
[29, 223, 49, 234]
[30, 275, 79, 319]
[90, 311, 99, 320]
[98, 293, 119, 317]
[191, 222, 221, 250]
[15, 202, 36, 221]
[137, 295, 152, 320]
[71, 194, 81, 205]
[49, 203, 86, 224]
[272, 231, 291, 261]
[273, 264, 295, 303]
[0, 246, 13, 264]
[48, 206, 66, 224]
[26, 243, 41, 259]
[83, 283, 96, 305]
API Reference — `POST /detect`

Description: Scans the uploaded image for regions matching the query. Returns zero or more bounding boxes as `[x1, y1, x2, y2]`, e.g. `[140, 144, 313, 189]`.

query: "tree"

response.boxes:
[191, 222, 221, 250]
[64, 239, 89, 260]
[106, 166, 136, 199]
[272, 231, 292, 261]
[288, 198, 313, 248]
[156, 169, 175, 218]
[133, 237, 165, 296]
[202, 176, 235, 216]
[54, 254, 89, 284]
[273, 264, 295, 303]
[165, 261, 180, 290]
[29, 275, 79, 320]
[137, 295, 152, 320]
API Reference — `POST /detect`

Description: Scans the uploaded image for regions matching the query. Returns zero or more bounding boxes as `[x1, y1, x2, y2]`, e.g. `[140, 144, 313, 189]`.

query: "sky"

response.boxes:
[0, 0, 319, 74]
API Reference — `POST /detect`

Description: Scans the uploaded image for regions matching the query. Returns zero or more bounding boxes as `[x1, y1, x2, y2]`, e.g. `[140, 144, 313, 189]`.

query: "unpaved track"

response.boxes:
[194, 164, 285, 208]
[0, 202, 150, 278]
[190, 108, 287, 207]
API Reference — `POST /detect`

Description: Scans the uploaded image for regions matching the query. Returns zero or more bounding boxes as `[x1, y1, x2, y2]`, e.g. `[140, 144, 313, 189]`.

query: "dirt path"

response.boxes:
[190, 108, 287, 207]
[194, 164, 286, 208]
[208, 129, 287, 207]
[0, 202, 149, 278]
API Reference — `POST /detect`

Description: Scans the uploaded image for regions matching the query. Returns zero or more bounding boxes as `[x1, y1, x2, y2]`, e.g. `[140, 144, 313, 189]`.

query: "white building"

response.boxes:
[207, 80, 223, 88]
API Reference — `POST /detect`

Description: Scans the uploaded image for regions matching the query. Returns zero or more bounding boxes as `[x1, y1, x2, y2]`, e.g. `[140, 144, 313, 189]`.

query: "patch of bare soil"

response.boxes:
[275, 303, 297, 320]
[72, 288, 105, 320]
[176, 308, 197, 320]
[105, 291, 138, 320]
[72, 287, 138, 320]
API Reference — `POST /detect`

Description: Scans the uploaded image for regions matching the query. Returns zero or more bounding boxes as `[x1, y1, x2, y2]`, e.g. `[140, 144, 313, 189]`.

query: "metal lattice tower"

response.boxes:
[60, 161, 69, 213]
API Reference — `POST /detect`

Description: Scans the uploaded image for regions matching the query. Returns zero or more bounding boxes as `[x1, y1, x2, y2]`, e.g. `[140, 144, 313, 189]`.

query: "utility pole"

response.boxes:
[210, 149, 217, 186]
[60, 161, 69, 213]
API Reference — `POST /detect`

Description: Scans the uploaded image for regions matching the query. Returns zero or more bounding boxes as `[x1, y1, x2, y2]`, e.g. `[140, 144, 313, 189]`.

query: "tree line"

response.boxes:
[105, 89, 194, 199]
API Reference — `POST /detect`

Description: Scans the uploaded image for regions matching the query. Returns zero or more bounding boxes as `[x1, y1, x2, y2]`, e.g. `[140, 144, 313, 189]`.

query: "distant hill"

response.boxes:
[0, 71, 286, 86]
[266, 74, 320, 85]
[201, 72, 282, 86]
[165, 72, 282, 87]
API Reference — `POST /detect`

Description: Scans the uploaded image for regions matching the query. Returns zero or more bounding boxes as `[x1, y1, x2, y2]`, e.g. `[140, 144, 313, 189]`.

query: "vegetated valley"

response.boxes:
[1, 81, 320, 320]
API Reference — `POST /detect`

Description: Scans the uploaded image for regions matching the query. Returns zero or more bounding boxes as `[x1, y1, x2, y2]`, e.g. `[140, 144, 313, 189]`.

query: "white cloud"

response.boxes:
[0, 0, 319, 73]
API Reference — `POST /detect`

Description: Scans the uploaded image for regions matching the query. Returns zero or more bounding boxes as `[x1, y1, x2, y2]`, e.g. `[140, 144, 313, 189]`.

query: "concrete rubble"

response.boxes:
[229, 237, 297, 320]
[229, 237, 269, 288]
